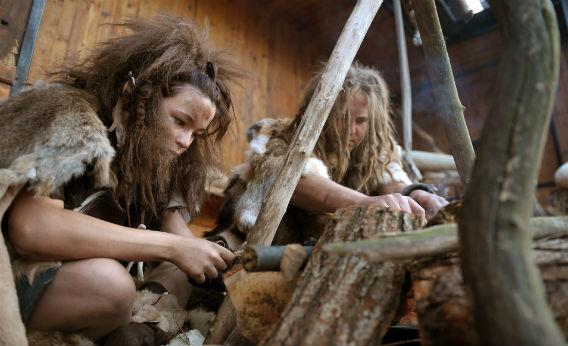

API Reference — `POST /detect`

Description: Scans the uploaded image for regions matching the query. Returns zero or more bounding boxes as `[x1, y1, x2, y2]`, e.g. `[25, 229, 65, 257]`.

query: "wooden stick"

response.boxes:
[394, 0, 412, 153]
[412, 0, 475, 185]
[246, 0, 384, 246]
[280, 244, 310, 281]
[458, 0, 563, 344]
[242, 245, 313, 272]
[324, 217, 568, 262]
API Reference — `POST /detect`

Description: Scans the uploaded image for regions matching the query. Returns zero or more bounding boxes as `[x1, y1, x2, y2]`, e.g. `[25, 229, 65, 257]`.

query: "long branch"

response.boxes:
[412, 0, 475, 184]
[324, 216, 568, 262]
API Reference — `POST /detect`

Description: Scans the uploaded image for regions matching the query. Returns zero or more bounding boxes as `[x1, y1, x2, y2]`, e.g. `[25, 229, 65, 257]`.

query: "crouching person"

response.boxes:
[0, 16, 237, 342]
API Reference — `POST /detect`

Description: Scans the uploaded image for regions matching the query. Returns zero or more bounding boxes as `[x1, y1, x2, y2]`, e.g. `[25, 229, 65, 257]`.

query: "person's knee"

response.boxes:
[83, 258, 136, 322]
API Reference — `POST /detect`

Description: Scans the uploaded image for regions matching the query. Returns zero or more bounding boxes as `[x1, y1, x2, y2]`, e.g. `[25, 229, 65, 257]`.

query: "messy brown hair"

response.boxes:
[288, 63, 398, 195]
[54, 15, 240, 225]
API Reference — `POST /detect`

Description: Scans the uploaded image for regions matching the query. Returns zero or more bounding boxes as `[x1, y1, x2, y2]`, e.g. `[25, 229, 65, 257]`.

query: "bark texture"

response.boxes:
[412, 235, 568, 345]
[458, 0, 563, 345]
[261, 206, 420, 346]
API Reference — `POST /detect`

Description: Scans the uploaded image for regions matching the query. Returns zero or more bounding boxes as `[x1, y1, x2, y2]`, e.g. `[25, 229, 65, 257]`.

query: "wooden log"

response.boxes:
[260, 206, 421, 346]
[225, 268, 297, 344]
[412, 0, 475, 184]
[411, 235, 568, 345]
[324, 216, 568, 262]
[458, 0, 563, 344]
[246, 0, 384, 246]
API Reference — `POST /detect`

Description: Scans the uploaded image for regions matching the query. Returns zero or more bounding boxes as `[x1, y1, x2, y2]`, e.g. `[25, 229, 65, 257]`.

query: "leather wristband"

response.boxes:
[401, 183, 435, 197]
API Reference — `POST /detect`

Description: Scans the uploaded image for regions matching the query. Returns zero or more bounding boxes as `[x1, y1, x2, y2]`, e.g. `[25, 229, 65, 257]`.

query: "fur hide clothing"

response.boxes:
[0, 84, 116, 345]
[210, 117, 412, 245]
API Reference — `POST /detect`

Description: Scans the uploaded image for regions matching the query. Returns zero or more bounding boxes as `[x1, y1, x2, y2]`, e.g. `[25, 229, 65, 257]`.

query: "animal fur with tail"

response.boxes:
[207, 118, 330, 245]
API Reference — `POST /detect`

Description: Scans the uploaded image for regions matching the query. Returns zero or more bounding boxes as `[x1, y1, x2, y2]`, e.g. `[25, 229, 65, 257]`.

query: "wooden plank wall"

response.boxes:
[0, 0, 33, 89]
[3, 0, 319, 170]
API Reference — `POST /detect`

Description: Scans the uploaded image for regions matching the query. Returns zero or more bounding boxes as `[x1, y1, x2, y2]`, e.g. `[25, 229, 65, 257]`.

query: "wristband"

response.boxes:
[401, 183, 435, 197]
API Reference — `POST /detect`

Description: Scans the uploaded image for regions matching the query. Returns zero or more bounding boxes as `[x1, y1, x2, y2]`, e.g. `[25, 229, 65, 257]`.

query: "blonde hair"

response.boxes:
[289, 63, 399, 194]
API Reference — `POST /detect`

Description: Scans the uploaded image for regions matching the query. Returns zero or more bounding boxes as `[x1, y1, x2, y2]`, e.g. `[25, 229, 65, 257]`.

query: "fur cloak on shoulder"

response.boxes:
[0, 83, 115, 345]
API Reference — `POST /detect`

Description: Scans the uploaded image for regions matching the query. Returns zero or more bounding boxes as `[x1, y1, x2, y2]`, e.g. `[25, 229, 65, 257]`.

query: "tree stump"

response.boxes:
[261, 206, 421, 346]
[411, 235, 568, 346]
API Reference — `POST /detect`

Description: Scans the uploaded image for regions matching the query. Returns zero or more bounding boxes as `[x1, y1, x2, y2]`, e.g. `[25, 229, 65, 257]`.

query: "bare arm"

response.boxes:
[290, 174, 425, 224]
[290, 174, 367, 213]
[160, 209, 196, 237]
[7, 191, 234, 282]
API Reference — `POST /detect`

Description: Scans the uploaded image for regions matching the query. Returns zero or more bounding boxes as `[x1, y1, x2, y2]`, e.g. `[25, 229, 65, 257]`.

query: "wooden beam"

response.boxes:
[324, 216, 568, 262]
[412, 0, 475, 185]
[246, 0, 384, 246]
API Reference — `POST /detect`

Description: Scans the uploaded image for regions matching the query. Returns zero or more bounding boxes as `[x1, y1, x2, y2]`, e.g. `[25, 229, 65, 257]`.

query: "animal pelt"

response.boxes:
[207, 118, 330, 244]
[0, 83, 116, 345]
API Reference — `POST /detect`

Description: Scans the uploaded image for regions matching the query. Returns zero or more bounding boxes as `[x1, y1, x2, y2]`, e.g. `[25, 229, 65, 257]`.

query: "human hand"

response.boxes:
[171, 237, 235, 283]
[362, 193, 426, 226]
[409, 190, 449, 220]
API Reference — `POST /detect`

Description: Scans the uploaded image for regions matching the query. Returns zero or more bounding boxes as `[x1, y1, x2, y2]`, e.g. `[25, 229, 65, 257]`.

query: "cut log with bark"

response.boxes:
[411, 234, 568, 346]
[260, 206, 421, 346]
[225, 267, 298, 344]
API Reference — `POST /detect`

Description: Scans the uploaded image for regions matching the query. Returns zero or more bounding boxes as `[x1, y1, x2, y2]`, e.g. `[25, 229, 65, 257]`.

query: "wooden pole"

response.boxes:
[394, 0, 412, 153]
[412, 0, 475, 185]
[324, 216, 568, 262]
[458, 0, 563, 344]
[246, 0, 384, 246]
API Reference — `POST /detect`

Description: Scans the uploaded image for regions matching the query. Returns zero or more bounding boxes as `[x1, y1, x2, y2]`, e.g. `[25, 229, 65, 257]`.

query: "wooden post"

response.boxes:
[412, 0, 475, 185]
[246, 0, 384, 246]
[394, 0, 412, 153]
[261, 206, 421, 346]
[458, 0, 564, 345]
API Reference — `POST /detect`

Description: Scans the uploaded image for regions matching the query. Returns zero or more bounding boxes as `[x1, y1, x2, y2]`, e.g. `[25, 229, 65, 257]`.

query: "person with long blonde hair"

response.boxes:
[214, 64, 447, 244]
[289, 64, 447, 219]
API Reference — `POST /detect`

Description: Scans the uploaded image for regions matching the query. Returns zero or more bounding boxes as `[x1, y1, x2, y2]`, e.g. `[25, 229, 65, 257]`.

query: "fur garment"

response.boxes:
[210, 118, 330, 240]
[0, 84, 116, 345]
[210, 117, 413, 245]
